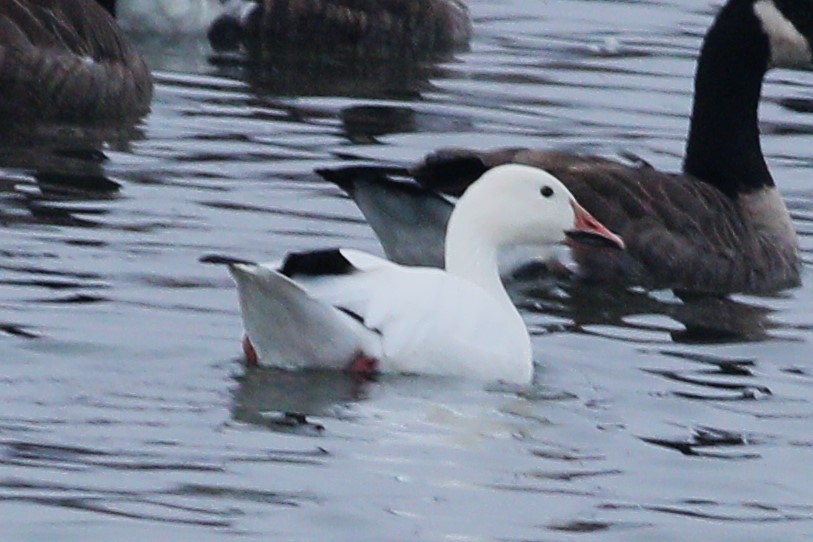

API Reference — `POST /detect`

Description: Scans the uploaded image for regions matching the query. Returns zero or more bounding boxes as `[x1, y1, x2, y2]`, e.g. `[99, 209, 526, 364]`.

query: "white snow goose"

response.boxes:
[322, 0, 811, 294]
[202, 165, 624, 384]
[0, 0, 153, 124]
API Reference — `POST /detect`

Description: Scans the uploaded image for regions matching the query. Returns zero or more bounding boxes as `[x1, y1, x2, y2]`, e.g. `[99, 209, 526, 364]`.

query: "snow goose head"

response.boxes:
[446, 164, 624, 266]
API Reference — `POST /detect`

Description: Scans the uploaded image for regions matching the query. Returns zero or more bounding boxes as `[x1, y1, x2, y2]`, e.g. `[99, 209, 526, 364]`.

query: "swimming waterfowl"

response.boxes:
[326, 0, 811, 294]
[202, 165, 624, 384]
[0, 0, 153, 123]
[207, 0, 472, 56]
[114, 0, 472, 53]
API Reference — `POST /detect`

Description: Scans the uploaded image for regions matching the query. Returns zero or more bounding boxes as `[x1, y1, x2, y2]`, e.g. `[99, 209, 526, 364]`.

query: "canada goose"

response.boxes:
[207, 0, 472, 56]
[325, 0, 811, 294]
[0, 0, 153, 124]
[202, 165, 623, 384]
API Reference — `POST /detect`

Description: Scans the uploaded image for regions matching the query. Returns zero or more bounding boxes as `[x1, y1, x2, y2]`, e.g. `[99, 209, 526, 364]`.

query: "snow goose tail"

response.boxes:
[201, 251, 383, 373]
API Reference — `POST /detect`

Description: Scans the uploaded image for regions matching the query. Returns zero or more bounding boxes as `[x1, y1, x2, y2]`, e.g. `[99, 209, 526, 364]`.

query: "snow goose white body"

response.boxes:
[203, 165, 624, 384]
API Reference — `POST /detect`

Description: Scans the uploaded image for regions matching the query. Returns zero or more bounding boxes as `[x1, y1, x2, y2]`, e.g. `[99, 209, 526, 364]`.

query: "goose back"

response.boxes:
[413, 149, 801, 293]
[0, 0, 152, 124]
[211, 0, 472, 56]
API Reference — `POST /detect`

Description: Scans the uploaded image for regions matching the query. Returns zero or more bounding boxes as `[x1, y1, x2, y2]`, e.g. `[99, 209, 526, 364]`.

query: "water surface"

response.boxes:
[2, 0, 813, 540]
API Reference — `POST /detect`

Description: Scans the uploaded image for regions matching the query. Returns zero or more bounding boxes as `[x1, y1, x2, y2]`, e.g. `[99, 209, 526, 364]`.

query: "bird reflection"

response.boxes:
[0, 125, 142, 228]
[208, 42, 471, 144]
[230, 367, 372, 433]
[0, 123, 144, 339]
[511, 264, 780, 344]
[212, 46, 452, 99]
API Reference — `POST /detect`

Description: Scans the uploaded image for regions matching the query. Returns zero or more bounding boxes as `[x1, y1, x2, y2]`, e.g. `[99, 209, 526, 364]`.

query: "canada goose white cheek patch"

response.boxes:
[754, 0, 812, 67]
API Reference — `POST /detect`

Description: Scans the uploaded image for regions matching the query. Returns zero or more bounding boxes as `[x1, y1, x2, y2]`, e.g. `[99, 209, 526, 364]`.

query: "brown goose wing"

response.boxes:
[0, 0, 152, 123]
[413, 148, 791, 293]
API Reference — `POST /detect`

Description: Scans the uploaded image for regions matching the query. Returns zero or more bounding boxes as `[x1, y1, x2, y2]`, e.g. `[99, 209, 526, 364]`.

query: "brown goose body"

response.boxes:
[0, 0, 153, 124]
[209, 0, 472, 56]
[412, 148, 800, 293]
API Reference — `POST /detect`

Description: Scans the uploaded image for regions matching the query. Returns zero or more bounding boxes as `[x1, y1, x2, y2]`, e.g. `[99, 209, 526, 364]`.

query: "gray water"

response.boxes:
[2, 0, 813, 540]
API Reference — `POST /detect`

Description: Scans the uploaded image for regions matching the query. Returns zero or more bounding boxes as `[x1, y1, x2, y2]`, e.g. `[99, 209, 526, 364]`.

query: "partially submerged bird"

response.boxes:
[207, 0, 472, 56]
[0, 0, 153, 124]
[113, 0, 472, 54]
[324, 0, 811, 294]
[202, 165, 624, 384]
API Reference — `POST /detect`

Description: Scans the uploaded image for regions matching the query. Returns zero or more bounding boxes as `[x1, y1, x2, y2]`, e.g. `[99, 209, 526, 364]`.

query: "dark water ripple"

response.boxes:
[2, 0, 813, 539]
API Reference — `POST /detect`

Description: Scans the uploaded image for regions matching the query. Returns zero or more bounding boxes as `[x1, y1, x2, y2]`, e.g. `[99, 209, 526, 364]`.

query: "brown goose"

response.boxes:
[322, 0, 811, 294]
[0, 0, 153, 124]
[208, 0, 472, 56]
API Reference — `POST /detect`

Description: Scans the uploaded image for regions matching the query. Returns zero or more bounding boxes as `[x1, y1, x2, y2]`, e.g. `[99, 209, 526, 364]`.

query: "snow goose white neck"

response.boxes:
[202, 165, 624, 384]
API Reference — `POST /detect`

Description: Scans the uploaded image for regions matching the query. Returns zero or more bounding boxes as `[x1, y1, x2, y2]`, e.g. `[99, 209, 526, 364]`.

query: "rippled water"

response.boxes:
[3, 0, 813, 539]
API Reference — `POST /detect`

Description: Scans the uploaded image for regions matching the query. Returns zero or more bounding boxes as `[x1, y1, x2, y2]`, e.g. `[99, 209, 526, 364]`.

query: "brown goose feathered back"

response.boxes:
[217, 0, 471, 56]
[0, 0, 152, 124]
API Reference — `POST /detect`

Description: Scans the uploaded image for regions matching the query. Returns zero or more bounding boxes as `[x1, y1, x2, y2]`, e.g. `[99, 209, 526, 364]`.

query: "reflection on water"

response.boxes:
[213, 50, 450, 99]
[231, 368, 367, 433]
[2, 0, 813, 539]
[518, 278, 778, 343]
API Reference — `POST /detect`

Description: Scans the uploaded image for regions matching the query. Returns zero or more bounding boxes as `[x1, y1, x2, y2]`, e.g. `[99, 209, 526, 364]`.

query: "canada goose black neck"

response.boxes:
[684, 0, 774, 198]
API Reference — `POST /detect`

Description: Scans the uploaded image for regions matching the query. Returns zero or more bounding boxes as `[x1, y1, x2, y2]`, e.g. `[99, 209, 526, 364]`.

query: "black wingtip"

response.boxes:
[199, 254, 254, 266]
[315, 167, 353, 191]
[279, 248, 355, 278]
[412, 152, 489, 197]
[316, 166, 411, 193]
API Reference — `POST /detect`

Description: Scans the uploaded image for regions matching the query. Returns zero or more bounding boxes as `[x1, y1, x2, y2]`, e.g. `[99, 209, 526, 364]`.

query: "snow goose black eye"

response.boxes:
[540, 185, 554, 198]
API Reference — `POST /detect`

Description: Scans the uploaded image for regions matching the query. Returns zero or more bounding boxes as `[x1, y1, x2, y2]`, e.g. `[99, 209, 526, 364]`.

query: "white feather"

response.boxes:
[215, 165, 622, 384]
[754, 0, 812, 67]
[263, 253, 531, 382]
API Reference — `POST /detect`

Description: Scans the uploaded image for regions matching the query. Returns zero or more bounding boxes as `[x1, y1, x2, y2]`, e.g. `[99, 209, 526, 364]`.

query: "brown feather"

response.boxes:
[0, 0, 152, 123]
[249, 0, 471, 55]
